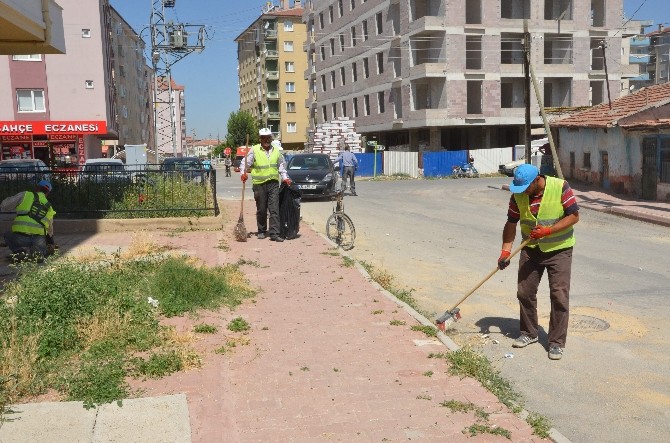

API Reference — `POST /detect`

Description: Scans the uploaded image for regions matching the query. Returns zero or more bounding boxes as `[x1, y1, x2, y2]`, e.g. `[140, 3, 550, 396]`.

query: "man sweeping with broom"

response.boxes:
[240, 128, 292, 242]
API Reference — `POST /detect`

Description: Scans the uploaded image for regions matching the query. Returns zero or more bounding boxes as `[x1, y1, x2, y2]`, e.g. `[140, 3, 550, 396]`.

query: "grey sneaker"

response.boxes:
[257, 232, 266, 239]
[548, 346, 563, 360]
[512, 335, 538, 348]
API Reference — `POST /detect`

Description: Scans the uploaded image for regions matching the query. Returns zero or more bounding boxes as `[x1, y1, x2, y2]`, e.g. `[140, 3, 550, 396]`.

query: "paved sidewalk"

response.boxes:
[0, 201, 542, 443]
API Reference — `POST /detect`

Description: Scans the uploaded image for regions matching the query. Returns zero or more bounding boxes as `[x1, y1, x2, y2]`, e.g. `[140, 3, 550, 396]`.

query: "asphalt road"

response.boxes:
[217, 172, 670, 443]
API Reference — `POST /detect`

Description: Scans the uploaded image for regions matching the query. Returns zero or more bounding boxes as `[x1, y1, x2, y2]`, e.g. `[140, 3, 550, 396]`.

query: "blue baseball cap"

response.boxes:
[509, 164, 539, 193]
[37, 180, 52, 192]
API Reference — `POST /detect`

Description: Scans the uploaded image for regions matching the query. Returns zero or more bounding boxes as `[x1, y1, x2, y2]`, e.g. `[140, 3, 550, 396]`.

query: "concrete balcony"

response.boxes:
[265, 29, 277, 40]
[265, 70, 279, 80]
[629, 54, 651, 64]
[263, 49, 278, 59]
[267, 91, 280, 99]
[409, 63, 445, 79]
[630, 37, 650, 47]
[267, 111, 280, 119]
[408, 16, 445, 35]
[0, 0, 66, 54]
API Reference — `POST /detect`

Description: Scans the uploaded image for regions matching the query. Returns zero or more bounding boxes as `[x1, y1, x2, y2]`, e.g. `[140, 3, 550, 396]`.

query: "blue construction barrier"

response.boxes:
[422, 151, 468, 177]
[354, 153, 382, 177]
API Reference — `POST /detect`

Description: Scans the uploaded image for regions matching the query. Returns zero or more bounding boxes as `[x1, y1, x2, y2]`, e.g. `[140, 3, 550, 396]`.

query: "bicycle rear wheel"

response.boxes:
[326, 212, 356, 250]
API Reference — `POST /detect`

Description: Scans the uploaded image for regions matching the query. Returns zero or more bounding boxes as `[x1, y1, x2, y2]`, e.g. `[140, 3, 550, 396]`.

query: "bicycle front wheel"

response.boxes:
[326, 212, 356, 250]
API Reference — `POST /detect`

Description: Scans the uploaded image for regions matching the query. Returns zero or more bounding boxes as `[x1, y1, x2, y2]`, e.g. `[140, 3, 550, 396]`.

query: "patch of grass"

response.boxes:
[0, 247, 254, 410]
[227, 317, 250, 333]
[416, 394, 432, 400]
[342, 256, 355, 268]
[389, 319, 406, 326]
[371, 310, 383, 315]
[236, 258, 260, 267]
[300, 366, 310, 372]
[359, 261, 427, 317]
[465, 423, 511, 439]
[411, 325, 437, 337]
[423, 371, 433, 377]
[445, 346, 522, 413]
[526, 412, 552, 438]
[193, 323, 218, 334]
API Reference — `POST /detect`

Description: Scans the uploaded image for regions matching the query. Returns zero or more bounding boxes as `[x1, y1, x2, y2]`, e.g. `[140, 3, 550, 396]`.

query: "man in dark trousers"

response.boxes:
[335, 145, 358, 196]
[240, 128, 292, 242]
[1, 180, 56, 262]
[497, 164, 579, 361]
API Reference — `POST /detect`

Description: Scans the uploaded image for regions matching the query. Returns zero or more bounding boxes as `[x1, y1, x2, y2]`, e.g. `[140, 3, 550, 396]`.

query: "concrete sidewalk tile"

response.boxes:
[0, 401, 96, 443]
[92, 394, 191, 443]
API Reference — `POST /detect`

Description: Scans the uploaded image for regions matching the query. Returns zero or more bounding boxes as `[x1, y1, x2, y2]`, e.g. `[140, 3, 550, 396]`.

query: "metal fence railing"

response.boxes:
[0, 164, 218, 219]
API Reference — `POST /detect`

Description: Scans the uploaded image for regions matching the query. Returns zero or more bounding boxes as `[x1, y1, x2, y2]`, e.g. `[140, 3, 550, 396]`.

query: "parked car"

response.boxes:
[160, 156, 205, 183]
[286, 153, 338, 198]
[0, 158, 51, 184]
[498, 138, 549, 177]
[81, 158, 130, 183]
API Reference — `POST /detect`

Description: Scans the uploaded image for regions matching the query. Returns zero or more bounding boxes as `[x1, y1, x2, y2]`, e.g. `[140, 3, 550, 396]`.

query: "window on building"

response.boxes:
[12, 54, 41, 61]
[352, 62, 358, 81]
[501, 0, 530, 19]
[353, 97, 359, 117]
[364, 94, 370, 116]
[321, 74, 327, 91]
[285, 82, 295, 92]
[331, 71, 336, 88]
[362, 20, 368, 41]
[286, 102, 296, 112]
[376, 12, 383, 34]
[322, 105, 328, 121]
[119, 65, 126, 77]
[378, 91, 385, 113]
[376, 52, 384, 74]
[351, 0, 356, 10]
[339, 33, 345, 51]
[319, 12, 324, 29]
[659, 138, 670, 183]
[351, 26, 357, 47]
[320, 45, 326, 60]
[17, 89, 45, 112]
[363, 58, 369, 78]
[122, 105, 128, 118]
[338, 0, 343, 16]
[340, 67, 346, 86]
[285, 61, 295, 72]
[284, 20, 293, 31]
[342, 100, 348, 117]
[583, 152, 591, 169]
[82, 28, 91, 38]
[284, 41, 294, 52]
[329, 5, 334, 23]
[332, 103, 337, 118]
[287, 122, 297, 133]
[330, 38, 335, 55]
[85, 80, 94, 89]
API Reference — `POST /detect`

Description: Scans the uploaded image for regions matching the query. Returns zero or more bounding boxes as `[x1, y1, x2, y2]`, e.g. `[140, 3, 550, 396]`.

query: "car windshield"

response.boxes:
[288, 156, 330, 170]
[0, 161, 43, 171]
[85, 163, 124, 172]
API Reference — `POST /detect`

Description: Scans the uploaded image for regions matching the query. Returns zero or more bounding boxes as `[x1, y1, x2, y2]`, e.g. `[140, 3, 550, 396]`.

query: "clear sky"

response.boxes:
[109, 0, 670, 141]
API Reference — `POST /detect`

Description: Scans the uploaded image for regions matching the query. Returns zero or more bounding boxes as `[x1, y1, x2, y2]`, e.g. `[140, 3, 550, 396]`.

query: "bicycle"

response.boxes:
[326, 185, 356, 250]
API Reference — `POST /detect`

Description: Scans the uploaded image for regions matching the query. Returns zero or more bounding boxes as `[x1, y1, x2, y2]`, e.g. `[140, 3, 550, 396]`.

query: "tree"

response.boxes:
[213, 142, 226, 158]
[227, 110, 258, 147]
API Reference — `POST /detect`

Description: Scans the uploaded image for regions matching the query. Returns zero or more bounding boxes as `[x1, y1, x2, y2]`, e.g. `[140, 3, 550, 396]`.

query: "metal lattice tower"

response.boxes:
[149, 0, 205, 158]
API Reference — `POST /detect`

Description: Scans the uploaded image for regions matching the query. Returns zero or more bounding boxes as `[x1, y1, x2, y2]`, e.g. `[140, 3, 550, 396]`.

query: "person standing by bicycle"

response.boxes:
[335, 145, 358, 196]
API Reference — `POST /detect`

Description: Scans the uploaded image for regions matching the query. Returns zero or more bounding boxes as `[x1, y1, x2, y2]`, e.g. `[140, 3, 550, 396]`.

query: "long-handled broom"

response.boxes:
[233, 135, 249, 242]
[435, 238, 531, 331]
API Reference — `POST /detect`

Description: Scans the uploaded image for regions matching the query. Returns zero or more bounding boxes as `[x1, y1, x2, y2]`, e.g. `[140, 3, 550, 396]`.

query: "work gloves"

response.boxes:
[241, 172, 248, 183]
[283, 178, 292, 186]
[530, 225, 552, 239]
[497, 250, 511, 270]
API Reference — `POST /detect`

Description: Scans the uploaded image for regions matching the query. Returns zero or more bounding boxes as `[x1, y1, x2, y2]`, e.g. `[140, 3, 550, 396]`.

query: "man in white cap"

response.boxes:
[241, 128, 292, 241]
[497, 164, 579, 361]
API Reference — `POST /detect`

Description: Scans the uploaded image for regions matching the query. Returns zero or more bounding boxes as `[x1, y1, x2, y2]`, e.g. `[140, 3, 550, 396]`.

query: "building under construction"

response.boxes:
[303, 0, 625, 152]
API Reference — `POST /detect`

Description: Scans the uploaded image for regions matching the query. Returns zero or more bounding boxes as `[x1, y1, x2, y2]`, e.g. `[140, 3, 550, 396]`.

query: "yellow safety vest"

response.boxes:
[514, 176, 575, 252]
[12, 191, 55, 236]
[250, 144, 280, 185]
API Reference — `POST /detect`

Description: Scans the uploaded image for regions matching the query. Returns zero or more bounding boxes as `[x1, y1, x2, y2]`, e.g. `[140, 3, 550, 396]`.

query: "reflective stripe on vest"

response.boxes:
[251, 144, 280, 184]
[514, 176, 575, 252]
[12, 192, 51, 236]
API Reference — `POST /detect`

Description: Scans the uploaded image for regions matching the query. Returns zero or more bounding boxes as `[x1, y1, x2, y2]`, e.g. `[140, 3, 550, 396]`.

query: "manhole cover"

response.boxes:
[569, 314, 610, 332]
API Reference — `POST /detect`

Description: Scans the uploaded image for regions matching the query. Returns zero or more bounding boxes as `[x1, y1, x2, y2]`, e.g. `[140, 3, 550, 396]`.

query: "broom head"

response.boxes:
[234, 214, 248, 242]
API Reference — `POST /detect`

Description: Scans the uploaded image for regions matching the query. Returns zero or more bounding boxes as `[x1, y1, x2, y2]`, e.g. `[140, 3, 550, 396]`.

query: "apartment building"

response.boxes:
[0, 0, 118, 167]
[236, 0, 309, 150]
[303, 0, 624, 151]
[629, 25, 670, 91]
[105, 7, 154, 157]
[155, 76, 186, 157]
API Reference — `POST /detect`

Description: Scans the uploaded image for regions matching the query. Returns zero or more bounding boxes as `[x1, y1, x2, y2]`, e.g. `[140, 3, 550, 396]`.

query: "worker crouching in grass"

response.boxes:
[1, 180, 56, 263]
[497, 164, 579, 361]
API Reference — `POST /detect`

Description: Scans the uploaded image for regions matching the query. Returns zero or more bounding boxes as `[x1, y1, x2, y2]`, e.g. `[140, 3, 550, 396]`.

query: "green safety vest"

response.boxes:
[12, 191, 55, 236]
[514, 176, 575, 252]
[250, 144, 280, 185]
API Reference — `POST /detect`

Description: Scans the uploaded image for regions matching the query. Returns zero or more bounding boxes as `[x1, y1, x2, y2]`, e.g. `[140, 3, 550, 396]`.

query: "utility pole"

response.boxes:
[523, 20, 532, 163]
[150, 0, 206, 159]
[599, 40, 612, 109]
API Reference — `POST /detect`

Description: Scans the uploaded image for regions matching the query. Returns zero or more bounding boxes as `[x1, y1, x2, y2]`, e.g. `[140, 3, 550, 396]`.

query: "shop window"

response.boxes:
[17, 89, 45, 112]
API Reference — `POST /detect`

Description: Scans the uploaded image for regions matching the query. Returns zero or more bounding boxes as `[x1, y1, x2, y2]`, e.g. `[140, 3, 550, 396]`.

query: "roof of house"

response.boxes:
[551, 82, 670, 129]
